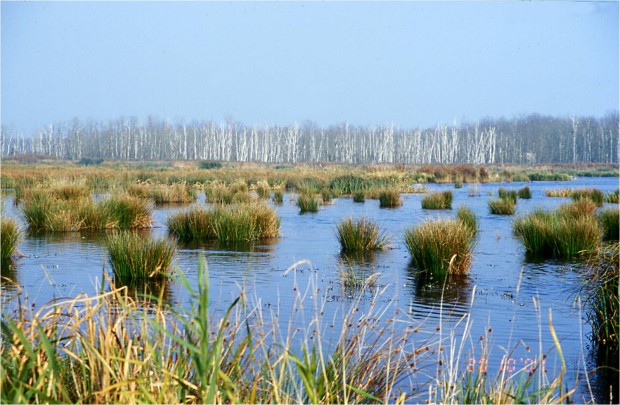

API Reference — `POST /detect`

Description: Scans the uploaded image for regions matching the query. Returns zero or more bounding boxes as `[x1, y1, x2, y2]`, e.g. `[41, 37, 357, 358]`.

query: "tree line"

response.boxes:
[1, 112, 618, 164]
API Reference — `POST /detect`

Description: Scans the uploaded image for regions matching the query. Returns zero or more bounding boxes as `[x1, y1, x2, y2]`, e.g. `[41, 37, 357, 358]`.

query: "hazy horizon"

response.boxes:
[2, 1, 618, 135]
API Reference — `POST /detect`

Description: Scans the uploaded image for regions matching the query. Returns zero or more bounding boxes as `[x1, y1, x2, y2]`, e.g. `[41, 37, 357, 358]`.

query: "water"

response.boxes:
[2, 177, 618, 402]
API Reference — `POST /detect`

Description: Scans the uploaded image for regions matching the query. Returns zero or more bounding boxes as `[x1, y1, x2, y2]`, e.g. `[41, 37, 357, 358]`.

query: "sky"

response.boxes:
[1, 1, 618, 134]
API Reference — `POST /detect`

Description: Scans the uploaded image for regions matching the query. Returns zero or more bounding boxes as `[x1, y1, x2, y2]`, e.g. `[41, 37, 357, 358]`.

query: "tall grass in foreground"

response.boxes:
[108, 233, 176, 280]
[488, 198, 516, 215]
[421, 190, 452, 209]
[378, 188, 402, 208]
[1, 218, 21, 260]
[598, 207, 619, 241]
[297, 193, 319, 213]
[581, 242, 619, 403]
[513, 202, 602, 259]
[0, 258, 432, 404]
[336, 217, 390, 253]
[0, 257, 575, 404]
[167, 203, 279, 243]
[404, 219, 474, 277]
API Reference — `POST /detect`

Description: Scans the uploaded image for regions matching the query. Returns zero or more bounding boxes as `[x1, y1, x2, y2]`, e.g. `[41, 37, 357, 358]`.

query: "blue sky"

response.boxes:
[2, 1, 618, 134]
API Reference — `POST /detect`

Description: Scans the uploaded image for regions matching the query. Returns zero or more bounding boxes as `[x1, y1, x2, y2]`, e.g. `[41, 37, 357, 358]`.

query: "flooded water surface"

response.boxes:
[2, 176, 617, 402]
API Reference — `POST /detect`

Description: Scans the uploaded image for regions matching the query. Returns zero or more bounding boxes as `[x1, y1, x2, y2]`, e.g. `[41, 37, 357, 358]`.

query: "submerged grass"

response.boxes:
[107, 232, 176, 280]
[488, 198, 516, 215]
[513, 202, 602, 259]
[404, 219, 474, 277]
[336, 217, 390, 253]
[421, 190, 452, 210]
[1, 218, 21, 260]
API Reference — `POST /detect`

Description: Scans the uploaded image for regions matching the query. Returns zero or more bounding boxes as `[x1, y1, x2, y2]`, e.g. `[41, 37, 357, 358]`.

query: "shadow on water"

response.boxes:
[1, 258, 20, 293]
[175, 237, 278, 253]
[406, 264, 472, 321]
[110, 275, 176, 307]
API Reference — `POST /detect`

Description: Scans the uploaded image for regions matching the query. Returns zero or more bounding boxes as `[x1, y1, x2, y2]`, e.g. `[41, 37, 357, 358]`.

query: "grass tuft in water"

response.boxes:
[352, 190, 365, 203]
[1, 219, 21, 260]
[517, 185, 532, 199]
[421, 190, 452, 210]
[255, 180, 271, 199]
[101, 195, 153, 229]
[498, 187, 517, 203]
[167, 206, 217, 241]
[598, 207, 619, 241]
[404, 219, 474, 277]
[336, 217, 390, 253]
[570, 188, 605, 207]
[378, 188, 403, 208]
[107, 232, 176, 280]
[581, 242, 619, 399]
[168, 202, 279, 243]
[272, 190, 284, 204]
[456, 205, 478, 236]
[605, 189, 619, 204]
[513, 202, 602, 259]
[297, 194, 319, 213]
[488, 198, 515, 215]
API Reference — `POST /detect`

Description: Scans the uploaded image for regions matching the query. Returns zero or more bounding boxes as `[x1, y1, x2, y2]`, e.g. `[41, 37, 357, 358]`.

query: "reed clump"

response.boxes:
[517, 185, 532, 199]
[107, 233, 176, 280]
[605, 189, 619, 204]
[456, 205, 478, 236]
[22, 192, 152, 231]
[1, 218, 21, 260]
[488, 198, 515, 215]
[378, 188, 403, 208]
[421, 190, 452, 210]
[127, 183, 196, 204]
[352, 191, 365, 203]
[598, 208, 619, 241]
[336, 217, 390, 253]
[498, 187, 517, 203]
[272, 190, 284, 204]
[100, 195, 153, 229]
[255, 180, 271, 199]
[545, 189, 572, 198]
[404, 219, 474, 277]
[513, 202, 602, 259]
[168, 202, 279, 243]
[167, 207, 217, 241]
[570, 188, 605, 207]
[297, 194, 319, 213]
[581, 242, 619, 398]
